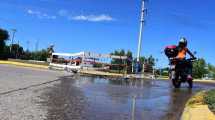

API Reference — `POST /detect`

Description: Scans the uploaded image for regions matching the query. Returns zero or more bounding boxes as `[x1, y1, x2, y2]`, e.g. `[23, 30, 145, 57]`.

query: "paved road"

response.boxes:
[0, 64, 214, 120]
[0, 64, 68, 120]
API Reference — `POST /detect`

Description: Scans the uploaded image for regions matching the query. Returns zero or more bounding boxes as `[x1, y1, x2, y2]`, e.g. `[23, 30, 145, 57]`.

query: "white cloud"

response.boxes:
[27, 9, 56, 20]
[27, 10, 33, 14]
[70, 14, 115, 22]
[27, 9, 41, 15]
[57, 9, 115, 22]
[58, 9, 68, 16]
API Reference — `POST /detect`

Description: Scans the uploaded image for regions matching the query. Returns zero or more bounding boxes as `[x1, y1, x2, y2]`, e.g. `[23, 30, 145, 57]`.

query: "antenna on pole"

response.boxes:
[137, 0, 147, 62]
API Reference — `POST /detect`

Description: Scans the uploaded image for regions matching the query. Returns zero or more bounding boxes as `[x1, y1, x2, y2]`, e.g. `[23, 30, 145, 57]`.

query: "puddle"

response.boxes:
[42, 75, 213, 120]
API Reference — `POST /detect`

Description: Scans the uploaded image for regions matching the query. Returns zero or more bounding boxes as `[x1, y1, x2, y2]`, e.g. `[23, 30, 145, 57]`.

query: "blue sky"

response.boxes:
[0, 0, 214, 66]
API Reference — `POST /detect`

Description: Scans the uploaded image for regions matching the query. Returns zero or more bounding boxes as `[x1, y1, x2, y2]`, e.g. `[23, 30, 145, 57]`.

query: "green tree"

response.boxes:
[134, 55, 155, 73]
[110, 49, 131, 72]
[111, 49, 126, 65]
[38, 49, 49, 61]
[193, 58, 208, 78]
[147, 55, 155, 66]
[0, 28, 9, 59]
[126, 50, 133, 73]
[135, 55, 155, 66]
[22, 50, 31, 60]
[111, 49, 125, 71]
[10, 44, 24, 58]
[4, 46, 10, 58]
[21, 45, 55, 61]
[30, 49, 49, 61]
[139, 56, 146, 64]
[208, 64, 215, 79]
[161, 67, 169, 76]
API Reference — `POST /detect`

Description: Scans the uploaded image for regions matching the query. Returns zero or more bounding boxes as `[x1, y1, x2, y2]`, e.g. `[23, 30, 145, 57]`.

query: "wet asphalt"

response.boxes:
[40, 75, 215, 120]
[0, 64, 214, 120]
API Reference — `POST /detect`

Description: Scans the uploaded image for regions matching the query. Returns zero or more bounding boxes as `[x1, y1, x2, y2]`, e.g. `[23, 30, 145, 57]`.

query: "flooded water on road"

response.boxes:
[41, 75, 214, 120]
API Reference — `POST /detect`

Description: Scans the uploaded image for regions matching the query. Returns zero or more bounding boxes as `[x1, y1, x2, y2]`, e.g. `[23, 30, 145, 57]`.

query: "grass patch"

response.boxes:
[186, 91, 206, 107]
[185, 89, 215, 114]
[204, 89, 215, 113]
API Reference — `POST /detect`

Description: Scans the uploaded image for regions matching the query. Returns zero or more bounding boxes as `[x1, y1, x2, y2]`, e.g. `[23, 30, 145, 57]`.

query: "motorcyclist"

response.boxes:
[175, 37, 196, 79]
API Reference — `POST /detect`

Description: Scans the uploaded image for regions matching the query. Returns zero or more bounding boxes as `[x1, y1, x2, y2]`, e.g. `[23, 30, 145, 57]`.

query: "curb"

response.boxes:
[79, 70, 124, 77]
[0, 61, 48, 69]
[181, 91, 215, 120]
[194, 80, 215, 84]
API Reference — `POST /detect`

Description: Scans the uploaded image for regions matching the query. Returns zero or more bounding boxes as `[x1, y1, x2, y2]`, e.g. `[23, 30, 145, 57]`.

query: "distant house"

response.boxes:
[202, 72, 214, 80]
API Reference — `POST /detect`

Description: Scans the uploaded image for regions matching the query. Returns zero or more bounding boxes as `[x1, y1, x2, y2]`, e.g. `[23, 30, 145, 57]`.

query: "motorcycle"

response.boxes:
[164, 45, 196, 88]
[169, 58, 196, 88]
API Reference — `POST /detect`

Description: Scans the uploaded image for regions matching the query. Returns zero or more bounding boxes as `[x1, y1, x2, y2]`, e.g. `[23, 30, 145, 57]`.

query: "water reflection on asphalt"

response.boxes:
[41, 75, 214, 120]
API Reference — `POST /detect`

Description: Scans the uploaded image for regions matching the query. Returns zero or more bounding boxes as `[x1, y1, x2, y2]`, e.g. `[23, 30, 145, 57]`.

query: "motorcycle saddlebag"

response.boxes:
[164, 45, 179, 58]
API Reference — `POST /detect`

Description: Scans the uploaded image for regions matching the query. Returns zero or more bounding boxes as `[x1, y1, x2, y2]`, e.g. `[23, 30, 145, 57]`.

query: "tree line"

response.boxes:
[193, 58, 215, 79]
[110, 49, 156, 74]
[0, 28, 53, 61]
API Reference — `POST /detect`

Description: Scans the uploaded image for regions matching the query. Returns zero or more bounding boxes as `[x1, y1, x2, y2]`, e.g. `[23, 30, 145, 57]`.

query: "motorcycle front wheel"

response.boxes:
[187, 80, 193, 88]
[172, 79, 181, 88]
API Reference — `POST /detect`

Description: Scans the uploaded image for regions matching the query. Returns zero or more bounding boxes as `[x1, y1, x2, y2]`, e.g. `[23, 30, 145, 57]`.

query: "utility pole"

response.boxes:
[137, 0, 146, 62]
[16, 40, 20, 59]
[10, 29, 17, 52]
[35, 40, 39, 52]
[26, 40, 30, 51]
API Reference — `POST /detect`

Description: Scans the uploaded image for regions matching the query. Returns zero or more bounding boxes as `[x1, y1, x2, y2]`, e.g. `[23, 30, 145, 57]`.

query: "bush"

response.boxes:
[21, 49, 49, 61]
[161, 70, 169, 76]
[205, 89, 215, 112]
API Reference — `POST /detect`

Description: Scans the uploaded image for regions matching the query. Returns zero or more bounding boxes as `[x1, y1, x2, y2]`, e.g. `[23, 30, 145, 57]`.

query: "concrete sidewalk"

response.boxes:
[182, 105, 215, 120]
